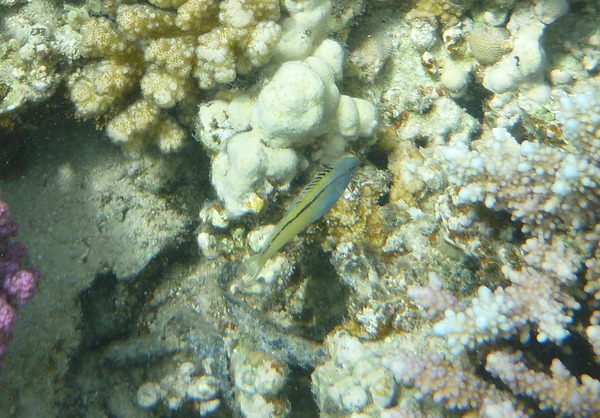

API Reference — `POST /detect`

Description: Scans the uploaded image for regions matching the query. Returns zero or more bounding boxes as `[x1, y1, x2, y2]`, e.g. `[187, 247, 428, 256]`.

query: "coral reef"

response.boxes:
[310, 1, 600, 416]
[2, 0, 600, 417]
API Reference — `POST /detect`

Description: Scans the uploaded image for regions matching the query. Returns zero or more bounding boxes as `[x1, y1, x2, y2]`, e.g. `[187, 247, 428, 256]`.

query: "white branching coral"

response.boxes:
[423, 237, 581, 353]
[443, 89, 600, 235]
[486, 350, 600, 417]
[557, 89, 600, 154]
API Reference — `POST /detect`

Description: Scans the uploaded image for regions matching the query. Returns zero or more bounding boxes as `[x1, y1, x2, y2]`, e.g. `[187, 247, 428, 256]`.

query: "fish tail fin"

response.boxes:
[241, 253, 265, 284]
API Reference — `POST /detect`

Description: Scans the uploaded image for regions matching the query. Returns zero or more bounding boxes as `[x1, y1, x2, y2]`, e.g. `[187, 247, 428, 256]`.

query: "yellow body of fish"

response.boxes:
[243, 154, 361, 282]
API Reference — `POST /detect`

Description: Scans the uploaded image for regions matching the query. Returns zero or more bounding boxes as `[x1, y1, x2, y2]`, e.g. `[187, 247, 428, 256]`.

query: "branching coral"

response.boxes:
[426, 237, 581, 351]
[65, 0, 282, 154]
[486, 350, 600, 416]
[443, 88, 600, 236]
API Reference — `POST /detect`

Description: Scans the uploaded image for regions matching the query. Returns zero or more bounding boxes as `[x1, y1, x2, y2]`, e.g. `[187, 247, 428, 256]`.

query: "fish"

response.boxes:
[243, 154, 361, 283]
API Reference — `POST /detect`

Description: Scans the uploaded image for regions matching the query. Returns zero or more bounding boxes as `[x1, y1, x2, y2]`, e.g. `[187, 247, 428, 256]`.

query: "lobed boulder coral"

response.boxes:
[196, 38, 378, 219]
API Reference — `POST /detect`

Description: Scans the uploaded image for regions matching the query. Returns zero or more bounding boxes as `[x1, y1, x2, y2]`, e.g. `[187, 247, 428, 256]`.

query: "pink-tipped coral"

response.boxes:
[0, 196, 40, 368]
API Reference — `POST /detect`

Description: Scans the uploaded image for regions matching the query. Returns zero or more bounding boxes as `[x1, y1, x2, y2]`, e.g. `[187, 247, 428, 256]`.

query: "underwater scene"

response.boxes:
[1, 0, 599, 416]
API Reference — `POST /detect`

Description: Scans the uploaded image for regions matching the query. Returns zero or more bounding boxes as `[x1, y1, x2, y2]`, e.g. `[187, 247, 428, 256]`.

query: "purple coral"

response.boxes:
[3, 269, 41, 306]
[0, 200, 18, 237]
[0, 197, 40, 368]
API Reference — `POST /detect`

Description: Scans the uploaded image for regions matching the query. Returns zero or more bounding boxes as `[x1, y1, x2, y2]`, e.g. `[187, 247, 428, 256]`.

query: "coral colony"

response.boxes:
[1, 0, 600, 416]
[0, 198, 40, 367]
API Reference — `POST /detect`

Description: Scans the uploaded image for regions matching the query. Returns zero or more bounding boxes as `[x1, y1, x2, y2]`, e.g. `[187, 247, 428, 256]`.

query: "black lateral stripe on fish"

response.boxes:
[270, 167, 347, 246]
[242, 154, 360, 283]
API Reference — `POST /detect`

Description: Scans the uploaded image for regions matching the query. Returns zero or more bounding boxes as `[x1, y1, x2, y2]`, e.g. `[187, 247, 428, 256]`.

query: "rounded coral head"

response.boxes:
[254, 61, 326, 143]
[0, 200, 18, 237]
[3, 269, 41, 306]
[0, 296, 17, 333]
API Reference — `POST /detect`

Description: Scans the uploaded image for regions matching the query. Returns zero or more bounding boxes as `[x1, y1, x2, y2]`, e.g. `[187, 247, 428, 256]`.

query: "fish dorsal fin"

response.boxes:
[287, 163, 333, 209]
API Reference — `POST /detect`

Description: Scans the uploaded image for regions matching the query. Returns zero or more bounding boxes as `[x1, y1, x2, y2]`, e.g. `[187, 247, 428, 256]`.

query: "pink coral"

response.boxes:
[3, 269, 40, 306]
[0, 197, 40, 367]
[0, 297, 17, 360]
[0, 297, 17, 333]
[383, 348, 525, 415]
[0, 200, 18, 237]
[486, 350, 600, 416]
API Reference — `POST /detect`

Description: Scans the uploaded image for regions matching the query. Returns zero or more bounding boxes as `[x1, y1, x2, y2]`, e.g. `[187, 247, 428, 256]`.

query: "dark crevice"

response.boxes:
[455, 81, 491, 124]
[286, 364, 320, 417]
[294, 247, 349, 342]
[61, 231, 199, 415]
[365, 144, 389, 170]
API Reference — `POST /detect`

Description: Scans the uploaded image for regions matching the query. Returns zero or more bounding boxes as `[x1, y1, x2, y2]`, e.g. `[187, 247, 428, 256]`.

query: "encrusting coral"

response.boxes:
[230, 342, 289, 417]
[137, 360, 220, 414]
